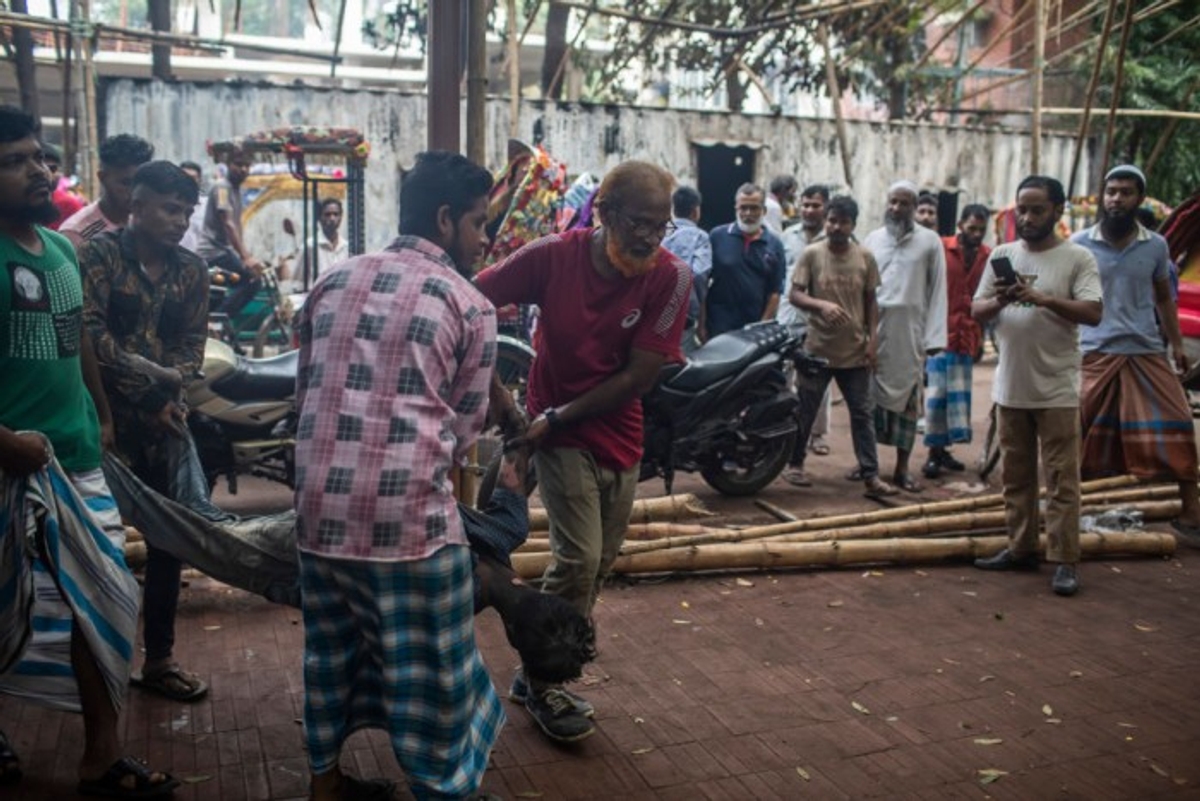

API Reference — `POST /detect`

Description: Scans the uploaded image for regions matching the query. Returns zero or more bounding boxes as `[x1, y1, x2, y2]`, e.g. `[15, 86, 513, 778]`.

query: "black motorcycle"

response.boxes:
[498, 321, 823, 497]
[640, 321, 822, 496]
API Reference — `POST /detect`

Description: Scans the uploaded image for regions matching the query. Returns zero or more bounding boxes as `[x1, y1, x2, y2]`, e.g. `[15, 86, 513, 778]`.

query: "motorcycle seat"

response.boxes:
[212, 349, 298, 402]
[663, 322, 790, 393]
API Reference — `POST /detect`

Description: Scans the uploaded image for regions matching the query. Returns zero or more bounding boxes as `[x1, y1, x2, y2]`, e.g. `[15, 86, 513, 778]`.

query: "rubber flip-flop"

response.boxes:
[131, 666, 209, 702]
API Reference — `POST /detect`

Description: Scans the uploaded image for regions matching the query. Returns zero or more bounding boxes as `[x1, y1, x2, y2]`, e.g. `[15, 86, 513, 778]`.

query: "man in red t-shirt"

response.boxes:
[475, 160, 690, 743]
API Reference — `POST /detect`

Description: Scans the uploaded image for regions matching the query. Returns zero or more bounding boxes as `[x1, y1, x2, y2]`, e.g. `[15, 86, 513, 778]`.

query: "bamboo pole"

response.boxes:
[1069, 0, 1118, 197]
[1031, 0, 1046, 173]
[819, 20, 854, 190]
[527, 493, 710, 531]
[510, 532, 1176, 578]
[505, 0, 520, 139]
[1100, 0, 1137, 181]
[618, 494, 1180, 555]
[617, 480, 1170, 555]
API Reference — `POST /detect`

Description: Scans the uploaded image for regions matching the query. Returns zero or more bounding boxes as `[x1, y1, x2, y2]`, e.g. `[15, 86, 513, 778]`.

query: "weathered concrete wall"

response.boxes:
[104, 79, 1092, 254]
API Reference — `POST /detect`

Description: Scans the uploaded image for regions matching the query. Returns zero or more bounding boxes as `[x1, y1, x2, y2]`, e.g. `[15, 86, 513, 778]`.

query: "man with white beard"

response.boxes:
[862, 181, 948, 493]
[701, 183, 787, 341]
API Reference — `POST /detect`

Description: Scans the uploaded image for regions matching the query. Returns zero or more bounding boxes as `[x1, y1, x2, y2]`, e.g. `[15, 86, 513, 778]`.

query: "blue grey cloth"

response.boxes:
[1073, 225, 1170, 355]
[662, 218, 712, 323]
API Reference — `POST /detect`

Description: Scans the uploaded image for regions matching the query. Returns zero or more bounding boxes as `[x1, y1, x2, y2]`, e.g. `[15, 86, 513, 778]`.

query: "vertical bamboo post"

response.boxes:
[466, 0, 488, 166]
[1068, 0, 1117, 197]
[1100, 0, 1136, 181]
[506, 0, 520, 139]
[329, 0, 347, 78]
[819, 21, 853, 190]
[1031, 0, 1045, 173]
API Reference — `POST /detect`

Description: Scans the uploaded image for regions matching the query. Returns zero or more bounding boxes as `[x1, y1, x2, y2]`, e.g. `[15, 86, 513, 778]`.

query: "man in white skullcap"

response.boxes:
[1071, 164, 1200, 548]
[861, 180, 948, 492]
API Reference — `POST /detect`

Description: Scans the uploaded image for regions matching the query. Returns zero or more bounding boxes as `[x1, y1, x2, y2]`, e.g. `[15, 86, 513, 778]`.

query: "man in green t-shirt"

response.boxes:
[0, 105, 176, 796]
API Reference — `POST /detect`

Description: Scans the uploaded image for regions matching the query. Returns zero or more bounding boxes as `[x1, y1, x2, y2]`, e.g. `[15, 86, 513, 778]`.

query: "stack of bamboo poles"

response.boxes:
[511, 476, 1179, 579]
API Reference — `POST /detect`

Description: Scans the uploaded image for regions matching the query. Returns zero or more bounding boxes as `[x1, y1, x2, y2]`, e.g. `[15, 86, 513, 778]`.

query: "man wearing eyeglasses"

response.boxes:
[475, 160, 691, 745]
[700, 183, 787, 342]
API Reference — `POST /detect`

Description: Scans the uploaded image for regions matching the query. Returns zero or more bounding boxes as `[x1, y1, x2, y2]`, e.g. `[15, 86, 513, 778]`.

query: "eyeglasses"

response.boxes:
[613, 211, 677, 239]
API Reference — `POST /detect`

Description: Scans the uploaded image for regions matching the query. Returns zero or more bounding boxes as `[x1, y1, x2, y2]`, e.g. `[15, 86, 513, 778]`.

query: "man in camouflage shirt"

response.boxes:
[79, 160, 211, 702]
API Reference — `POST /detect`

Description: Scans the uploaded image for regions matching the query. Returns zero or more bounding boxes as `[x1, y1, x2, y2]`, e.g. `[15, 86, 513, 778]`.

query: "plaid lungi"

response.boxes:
[300, 545, 504, 799]
[1080, 352, 1199, 481]
[924, 351, 975, 447]
[875, 385, 921, 451]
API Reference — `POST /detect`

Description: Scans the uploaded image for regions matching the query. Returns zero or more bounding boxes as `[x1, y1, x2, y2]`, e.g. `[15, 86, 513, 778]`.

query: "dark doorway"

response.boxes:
[694, 144, 757, 232]
[936, 191, 959, 237]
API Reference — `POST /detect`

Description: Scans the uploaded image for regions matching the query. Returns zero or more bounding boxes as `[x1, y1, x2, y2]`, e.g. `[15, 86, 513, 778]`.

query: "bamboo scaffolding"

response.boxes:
[1069, 0, 1118, 196]
[1100, 0, 1137, 181]
[510, 531, 1176, 579]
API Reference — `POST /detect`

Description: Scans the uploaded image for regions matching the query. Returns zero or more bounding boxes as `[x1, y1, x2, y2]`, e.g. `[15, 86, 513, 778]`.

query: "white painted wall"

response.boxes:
[104, 78, 1092, 256]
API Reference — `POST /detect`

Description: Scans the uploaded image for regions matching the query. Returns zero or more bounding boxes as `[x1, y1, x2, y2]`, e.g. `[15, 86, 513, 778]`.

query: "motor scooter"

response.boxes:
[187, 338, 296, 494]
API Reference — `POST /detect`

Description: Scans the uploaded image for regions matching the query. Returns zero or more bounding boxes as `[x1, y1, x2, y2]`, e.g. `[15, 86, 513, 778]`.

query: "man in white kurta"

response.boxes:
[862, 181, 947, 492]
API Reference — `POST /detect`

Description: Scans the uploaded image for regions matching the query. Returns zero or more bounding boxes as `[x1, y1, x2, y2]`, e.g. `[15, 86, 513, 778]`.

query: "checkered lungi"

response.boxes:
[1080, 352, 1199, 481]
[923, 351, 975, 448]
[875, 385, 921, 451]
[300, 545, 504, 800]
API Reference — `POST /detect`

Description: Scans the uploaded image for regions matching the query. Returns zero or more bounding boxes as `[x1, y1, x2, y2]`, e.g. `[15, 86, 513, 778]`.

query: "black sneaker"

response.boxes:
[525, 687, 596, 742]
[937, 450, 966, 471]
[509, 668, 594, 718]
[974, 548, 1040, 571]
[922, 458, 942, 479]
[1051, 564, 1080, 596]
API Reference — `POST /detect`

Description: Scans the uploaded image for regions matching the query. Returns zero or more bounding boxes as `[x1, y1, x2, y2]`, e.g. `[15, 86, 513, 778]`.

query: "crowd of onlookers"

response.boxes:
[2, 97, 1198, 800]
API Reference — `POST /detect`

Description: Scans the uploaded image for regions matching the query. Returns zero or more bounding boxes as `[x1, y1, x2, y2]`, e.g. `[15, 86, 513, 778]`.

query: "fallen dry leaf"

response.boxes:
[914, 570, 928, 576]
[181, 775, 213, 784]
[1069, 671, 1083, 678]
[633, 716, 644, 724]
[962, 591, 978, 597]
[796, 767, 811, 781]
[736, 578, 754, 587]
[672, 619, 691, 625]
[979, 675, 996, 683]
[202, 625, 221, 631]
[1042, 704, 1053, 716]
[1045, 718, 1062, 725]
[1149, 763, 1170, 778]
[754, 617, 764, 627]
[974, 738, 1004, 746]
[827, 600, 844, 608]
[1134, 622, 1158, 632]
[630, 747, 654, 755]
[680, 601, 690, 609]
[851, 701, 871, 715]
[1117, 722, 1138, 729]
[942, 657, 961, 665]
[977, 768, 1008, 785]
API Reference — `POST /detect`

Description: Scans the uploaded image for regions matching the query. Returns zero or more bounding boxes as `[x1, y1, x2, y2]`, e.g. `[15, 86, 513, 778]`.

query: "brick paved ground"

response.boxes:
[4, 360, 1200, 799]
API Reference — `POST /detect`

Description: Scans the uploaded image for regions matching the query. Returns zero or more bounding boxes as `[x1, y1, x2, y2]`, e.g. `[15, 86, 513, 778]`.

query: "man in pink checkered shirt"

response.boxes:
[294, 151, 504, 801]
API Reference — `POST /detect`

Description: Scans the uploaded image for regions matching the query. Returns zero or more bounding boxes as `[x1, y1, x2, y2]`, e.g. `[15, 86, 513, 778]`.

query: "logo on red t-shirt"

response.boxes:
[621, 308, 642, 328]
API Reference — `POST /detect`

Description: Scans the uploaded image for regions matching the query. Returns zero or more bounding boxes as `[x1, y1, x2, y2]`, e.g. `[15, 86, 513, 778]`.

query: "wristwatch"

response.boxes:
[543, 407, 565, 431]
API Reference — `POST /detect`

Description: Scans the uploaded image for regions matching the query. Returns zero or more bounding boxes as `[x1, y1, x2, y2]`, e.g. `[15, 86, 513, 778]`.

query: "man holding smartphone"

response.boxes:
[971, 176, 1102, 597]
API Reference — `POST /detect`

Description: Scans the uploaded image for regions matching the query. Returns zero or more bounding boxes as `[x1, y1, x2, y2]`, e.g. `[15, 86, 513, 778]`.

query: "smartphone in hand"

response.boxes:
[991, 256, 1018, 286]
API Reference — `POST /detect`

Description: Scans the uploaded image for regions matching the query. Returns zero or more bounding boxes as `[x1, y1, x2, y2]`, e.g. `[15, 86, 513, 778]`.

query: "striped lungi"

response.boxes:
[924, 351, 975, 447]
[300, 545, 503, 800]
[1080, 352, 1199, 481]
[875, 385, 922, 451]
[0, 461, 138, 714]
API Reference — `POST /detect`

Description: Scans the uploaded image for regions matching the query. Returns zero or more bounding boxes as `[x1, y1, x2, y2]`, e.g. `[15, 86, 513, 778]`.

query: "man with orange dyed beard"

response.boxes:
[475, 160, 691, 744]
